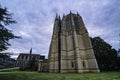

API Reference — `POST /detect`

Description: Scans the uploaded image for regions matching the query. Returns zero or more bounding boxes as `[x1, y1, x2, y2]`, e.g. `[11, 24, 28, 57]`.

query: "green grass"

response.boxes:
[0, 71, 120, 80]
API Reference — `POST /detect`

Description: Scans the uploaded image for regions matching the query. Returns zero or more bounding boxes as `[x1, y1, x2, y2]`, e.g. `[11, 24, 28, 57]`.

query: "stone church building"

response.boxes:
[48, 12, 100, 73]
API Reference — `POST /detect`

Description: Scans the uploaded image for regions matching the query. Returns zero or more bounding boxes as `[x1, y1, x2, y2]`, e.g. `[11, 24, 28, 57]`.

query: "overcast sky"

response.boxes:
[1, 0, 120, 59]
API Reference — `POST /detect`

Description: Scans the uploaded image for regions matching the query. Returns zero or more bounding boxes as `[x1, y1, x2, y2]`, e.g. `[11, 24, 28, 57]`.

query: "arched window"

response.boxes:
[74, 17, 80, 34]
[71, 61, 74, 68]
[66, 19, 72, 35]
[25, 56, 28, 60]
[82, 61, 86, 68]
[21, 55, 24, 59]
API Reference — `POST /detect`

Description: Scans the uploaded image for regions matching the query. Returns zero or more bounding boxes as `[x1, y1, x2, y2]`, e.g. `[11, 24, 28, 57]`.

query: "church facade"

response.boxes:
[48, 12, 100, 73]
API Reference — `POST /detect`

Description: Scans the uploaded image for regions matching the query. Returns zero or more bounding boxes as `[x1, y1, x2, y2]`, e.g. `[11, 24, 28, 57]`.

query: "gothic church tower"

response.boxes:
[48, 12, 100, 73]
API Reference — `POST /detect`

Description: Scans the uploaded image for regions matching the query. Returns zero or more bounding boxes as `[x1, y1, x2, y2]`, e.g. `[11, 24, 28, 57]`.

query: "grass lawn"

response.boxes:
[0, 71, 120, 80]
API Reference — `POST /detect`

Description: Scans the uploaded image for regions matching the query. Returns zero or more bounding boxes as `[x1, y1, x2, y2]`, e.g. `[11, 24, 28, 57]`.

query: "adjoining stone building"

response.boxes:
[48, 12, 100, 73]
[38, 59, 48, 72]
[15, 53, 45, 69]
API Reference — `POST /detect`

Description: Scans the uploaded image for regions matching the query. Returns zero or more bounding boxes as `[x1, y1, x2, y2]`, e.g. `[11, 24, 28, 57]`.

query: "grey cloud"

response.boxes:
[1, 0, 120, 58]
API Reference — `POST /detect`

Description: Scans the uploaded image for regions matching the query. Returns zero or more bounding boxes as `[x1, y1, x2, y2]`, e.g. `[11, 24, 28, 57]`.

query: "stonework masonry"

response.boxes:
[48, 12, 100, 73]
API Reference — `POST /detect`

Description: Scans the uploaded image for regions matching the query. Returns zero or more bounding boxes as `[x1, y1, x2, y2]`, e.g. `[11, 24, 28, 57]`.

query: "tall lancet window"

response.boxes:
[71, 61, 74, 68]
[82, 61, 86, 68]
[74, 17, 80, 34]
[66, 19, 71, 35]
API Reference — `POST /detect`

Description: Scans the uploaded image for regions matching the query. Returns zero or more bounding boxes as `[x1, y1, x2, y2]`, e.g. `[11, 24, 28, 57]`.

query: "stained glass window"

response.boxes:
[74, 17, 80, 34]
[66, 20, 71, 30]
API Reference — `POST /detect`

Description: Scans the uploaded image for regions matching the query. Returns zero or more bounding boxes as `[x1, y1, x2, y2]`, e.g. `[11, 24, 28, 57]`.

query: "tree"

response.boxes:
[26, 57, 37, 71]
[0, 5, 20, 52]
[91, 37, 119, 71]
